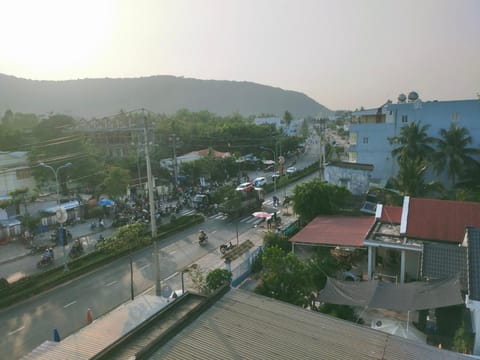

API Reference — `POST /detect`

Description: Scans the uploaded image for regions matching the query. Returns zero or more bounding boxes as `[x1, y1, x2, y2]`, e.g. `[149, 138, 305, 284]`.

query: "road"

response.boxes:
[1, 136, 321, 359]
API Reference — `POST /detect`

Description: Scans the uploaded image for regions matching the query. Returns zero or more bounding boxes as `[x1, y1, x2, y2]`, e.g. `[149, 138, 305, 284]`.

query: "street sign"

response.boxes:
[55, 207, 68, 223]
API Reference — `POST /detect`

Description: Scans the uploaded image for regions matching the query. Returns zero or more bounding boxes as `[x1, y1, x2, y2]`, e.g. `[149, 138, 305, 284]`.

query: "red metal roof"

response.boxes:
[406, 197, 480, 243]
[380, 205, 402, 223]
[289, 216, 374, 247]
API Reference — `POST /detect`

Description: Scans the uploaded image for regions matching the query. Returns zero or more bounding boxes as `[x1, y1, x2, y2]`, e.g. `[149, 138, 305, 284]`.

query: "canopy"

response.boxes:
[98, 198, 115, 207]
[317, 277, 463, 311]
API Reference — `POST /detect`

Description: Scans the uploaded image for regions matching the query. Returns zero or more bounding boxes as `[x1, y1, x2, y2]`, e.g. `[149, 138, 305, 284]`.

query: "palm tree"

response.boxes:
[389, 122, 436, 196]
[389, 122, 435, 165]
[433, 124, 478, 189]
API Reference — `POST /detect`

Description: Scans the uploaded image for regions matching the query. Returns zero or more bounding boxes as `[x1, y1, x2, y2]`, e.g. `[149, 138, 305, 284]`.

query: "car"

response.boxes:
[271, 172, 281, 180]
[286, 166, 297, 174]
[253, 177, 267, 187]
[235, 182, 254, 191]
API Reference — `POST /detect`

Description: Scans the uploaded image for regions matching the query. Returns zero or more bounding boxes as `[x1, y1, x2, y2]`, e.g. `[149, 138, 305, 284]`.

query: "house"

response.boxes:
[324, 161, 374, 195]
[348, 95, 480, 184]
[0, 151, 36, 198]
[365, 197, 480, 284]
[289, 215, 374, 252]
[160, 148, 231, 169]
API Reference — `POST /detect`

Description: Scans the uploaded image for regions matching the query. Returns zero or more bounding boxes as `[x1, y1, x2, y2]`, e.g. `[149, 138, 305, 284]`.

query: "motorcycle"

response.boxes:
[90, 221, 97, 230]
[198, 231, 208, 245]
[69, 240, 84, 259]
[37, 249, 54, 268]
[220, 241, 235, 254]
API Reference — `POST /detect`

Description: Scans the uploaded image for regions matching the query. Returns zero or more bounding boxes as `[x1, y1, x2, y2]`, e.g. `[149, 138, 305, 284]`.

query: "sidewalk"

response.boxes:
[0, 219, 115, 267]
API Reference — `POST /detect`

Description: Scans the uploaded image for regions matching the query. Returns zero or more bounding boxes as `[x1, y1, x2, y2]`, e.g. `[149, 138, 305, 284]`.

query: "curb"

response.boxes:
[0, 251, 31, 267]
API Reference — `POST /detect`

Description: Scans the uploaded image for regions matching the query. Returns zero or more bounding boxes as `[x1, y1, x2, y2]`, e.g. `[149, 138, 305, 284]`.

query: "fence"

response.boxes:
[230, 245, 263, 287]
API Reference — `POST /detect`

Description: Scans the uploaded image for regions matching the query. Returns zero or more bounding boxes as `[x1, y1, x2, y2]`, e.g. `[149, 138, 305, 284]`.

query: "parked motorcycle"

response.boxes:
[90, 221, 97, 230]
[220, 241, 235, 254]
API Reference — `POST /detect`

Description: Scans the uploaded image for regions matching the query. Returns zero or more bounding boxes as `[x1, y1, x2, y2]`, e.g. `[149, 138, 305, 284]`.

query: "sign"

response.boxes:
[55, 207, 68, 223]
[278, 156, 285, 165]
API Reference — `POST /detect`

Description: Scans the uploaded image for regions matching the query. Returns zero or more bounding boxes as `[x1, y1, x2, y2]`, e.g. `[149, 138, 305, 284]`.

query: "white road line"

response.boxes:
[169, 250, 177, 255]
[64, 300, 77, 308]
[8, 326, 24, 336]
[139, 264, 150, 271]
[164, 272, 178, 282]
[106, 280, 117, 287]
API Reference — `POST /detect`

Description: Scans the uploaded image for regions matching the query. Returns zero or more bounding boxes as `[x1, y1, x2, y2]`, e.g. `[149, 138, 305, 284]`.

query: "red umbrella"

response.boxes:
[252, 211, 273, 219]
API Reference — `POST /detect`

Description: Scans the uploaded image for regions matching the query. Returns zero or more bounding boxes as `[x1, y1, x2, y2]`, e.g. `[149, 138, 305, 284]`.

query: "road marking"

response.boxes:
[211, 230, 217, 234]
[8, 326, 24, 336]
[64, 300, 77, 308]
[139, 264, 150, 271]
[106, 280, 117, 287]
[169, 250, 177, 255]
[164, 272, 178, 282]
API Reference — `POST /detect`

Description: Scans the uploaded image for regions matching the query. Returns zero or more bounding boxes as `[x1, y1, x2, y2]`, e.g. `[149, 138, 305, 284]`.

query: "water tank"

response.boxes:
[408, 91, 419, 102]
[397, 93, 406, 103]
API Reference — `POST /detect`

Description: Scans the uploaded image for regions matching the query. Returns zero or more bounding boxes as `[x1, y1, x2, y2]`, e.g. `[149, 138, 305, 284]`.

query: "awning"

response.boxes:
[317, 277, 463, 311]
[44, 200, 80, 213]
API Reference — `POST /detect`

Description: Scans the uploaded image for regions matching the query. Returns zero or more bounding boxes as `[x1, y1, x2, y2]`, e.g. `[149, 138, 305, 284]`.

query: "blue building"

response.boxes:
[348, 93, 480, 185]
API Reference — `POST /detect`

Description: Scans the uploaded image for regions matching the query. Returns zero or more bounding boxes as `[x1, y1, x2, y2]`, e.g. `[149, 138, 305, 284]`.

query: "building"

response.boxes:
[348, 94, 480, 184]
[0, 151, 35, 198]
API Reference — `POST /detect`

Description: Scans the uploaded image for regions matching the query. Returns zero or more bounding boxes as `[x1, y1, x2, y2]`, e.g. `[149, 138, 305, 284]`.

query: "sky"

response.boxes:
[0, 0, 479, 110]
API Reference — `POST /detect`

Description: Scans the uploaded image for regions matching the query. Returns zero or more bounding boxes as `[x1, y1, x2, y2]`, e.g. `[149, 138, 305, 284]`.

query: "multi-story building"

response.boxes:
[348, 93, 480, 185]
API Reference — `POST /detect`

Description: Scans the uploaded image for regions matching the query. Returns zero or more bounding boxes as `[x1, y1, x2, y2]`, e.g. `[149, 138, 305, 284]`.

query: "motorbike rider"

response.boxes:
[42, 248, 53, 263]
[198, 230, 207, 242]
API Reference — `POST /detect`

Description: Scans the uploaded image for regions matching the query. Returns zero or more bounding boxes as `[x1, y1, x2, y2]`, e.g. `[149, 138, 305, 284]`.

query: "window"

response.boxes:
[362, 137, 368, 144]
[451, 112, 460, 121]
[401, 115, 408, 123]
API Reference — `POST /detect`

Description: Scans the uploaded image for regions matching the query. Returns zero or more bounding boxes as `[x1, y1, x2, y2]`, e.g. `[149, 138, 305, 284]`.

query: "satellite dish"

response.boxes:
[55, 207, 68, 223]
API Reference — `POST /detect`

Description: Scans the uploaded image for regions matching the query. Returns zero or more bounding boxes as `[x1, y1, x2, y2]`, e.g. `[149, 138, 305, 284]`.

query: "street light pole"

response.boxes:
[39, 162, 72, 271]
[260, 146, 276, 194]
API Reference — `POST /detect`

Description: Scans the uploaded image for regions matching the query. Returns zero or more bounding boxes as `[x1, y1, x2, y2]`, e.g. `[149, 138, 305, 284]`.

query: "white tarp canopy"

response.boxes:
[317, 277, 464, 311]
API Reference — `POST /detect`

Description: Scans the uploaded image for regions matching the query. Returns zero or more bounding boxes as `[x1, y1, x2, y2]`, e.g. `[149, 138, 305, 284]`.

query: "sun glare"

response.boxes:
[0, 0, 115, 79]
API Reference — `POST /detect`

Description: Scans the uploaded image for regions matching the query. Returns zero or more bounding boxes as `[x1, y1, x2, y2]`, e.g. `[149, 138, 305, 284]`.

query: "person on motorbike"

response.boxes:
[198, 230, 207, 243]
[42, 248, 52, 263]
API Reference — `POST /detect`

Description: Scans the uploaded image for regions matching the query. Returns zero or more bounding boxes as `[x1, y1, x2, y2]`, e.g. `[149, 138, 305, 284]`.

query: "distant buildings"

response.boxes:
[347, 94, 480, 185]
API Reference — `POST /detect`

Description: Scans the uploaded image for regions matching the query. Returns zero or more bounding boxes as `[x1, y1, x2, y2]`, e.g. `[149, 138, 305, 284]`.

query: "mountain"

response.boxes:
[0, 73, 331, 119]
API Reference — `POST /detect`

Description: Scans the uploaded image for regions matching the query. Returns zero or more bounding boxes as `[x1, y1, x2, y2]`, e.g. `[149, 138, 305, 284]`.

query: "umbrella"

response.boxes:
[98, 198, 115, 207]
[252, 211, 273, 219]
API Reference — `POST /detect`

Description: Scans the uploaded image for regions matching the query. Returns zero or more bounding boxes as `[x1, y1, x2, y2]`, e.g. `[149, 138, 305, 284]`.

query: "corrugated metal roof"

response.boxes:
[381, 205, 402, 224]
[406, 198, 480, 243]
[289, 216, 374, 247]
[21, 295, 169, 360]
[147, 289, 470, 360]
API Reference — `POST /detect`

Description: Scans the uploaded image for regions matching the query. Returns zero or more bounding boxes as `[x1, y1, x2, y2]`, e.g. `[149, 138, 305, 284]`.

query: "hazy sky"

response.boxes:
[1, 0, 479, 110]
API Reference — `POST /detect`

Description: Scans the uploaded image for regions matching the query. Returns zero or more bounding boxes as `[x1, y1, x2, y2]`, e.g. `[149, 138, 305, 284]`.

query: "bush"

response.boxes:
[206, 269, 232, 292]
[0, 278, 9, 290]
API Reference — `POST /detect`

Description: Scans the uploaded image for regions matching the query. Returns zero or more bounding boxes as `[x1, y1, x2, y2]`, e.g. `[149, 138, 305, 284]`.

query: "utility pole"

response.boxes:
[169, 134, 180, 189]
[144, 116, 161, 296]
[318, 119, 326, 181]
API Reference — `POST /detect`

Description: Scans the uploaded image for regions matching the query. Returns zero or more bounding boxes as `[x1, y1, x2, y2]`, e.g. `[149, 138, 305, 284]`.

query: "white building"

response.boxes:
[0, 151, 36, 198]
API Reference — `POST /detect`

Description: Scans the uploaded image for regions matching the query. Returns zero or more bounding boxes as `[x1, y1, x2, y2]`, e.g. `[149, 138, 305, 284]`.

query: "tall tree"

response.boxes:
[433, 124, 478, 189]
[292, 179, 351, 222]
[389, 122, 435, 196]
[389, 122, 435, 165]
